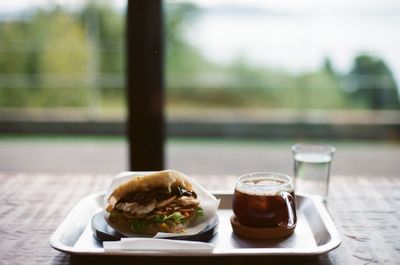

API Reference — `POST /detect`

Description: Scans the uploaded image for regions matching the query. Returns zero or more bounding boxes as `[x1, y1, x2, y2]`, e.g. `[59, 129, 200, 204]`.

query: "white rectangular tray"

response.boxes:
[49, 192, 341, 256]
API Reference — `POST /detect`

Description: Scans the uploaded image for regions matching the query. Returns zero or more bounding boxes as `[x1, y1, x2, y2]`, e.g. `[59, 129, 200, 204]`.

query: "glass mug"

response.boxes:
[232, 172, 297, 229]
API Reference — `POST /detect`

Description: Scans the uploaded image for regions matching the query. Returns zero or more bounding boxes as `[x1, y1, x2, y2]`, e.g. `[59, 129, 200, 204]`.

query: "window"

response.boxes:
[164, 0, 400, 176]
[1, 0, 399, 176]
[165, 0, 400, 117]
[0, 0, 128, 174]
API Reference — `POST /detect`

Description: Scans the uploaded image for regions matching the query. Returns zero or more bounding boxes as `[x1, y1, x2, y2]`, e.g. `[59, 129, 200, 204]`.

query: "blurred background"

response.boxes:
[0, 0, 399, 177]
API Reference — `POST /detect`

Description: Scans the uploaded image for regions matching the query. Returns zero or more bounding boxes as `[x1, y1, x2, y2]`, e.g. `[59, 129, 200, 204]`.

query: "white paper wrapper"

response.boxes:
[103, 171, 220, 238]
[103, 238, 214, 253]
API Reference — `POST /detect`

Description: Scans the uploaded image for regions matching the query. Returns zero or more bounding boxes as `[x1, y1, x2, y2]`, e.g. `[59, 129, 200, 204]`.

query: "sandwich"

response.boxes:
[105, 170, 203, 235]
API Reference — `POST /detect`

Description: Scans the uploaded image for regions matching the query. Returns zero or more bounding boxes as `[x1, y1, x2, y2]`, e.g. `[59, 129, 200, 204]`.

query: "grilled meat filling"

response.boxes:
[114, 187, 199, 219]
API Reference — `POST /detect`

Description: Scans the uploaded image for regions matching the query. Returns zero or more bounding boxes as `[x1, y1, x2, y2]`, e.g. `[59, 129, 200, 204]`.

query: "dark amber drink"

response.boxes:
[232, 172, 296, 228]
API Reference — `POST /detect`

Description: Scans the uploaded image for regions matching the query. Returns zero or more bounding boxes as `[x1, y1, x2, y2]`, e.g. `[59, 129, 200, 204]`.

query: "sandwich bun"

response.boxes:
[107, 170, 193, 210]
[104, 170, 201, 236]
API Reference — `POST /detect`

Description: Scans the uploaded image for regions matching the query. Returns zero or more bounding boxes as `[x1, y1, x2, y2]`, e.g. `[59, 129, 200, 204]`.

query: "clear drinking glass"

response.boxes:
[292, 143, 335, 200]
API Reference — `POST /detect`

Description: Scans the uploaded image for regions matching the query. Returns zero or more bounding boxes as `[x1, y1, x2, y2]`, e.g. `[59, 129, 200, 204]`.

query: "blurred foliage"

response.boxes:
[35, 9, 90, 107]
[0, 1, 398, 111]
[165, 4, 399, 110]
[347, 55, 399, 109]
[0, 1, 124, 108]
[0, 8, 91, 107]
[80, 1, 124, 75]
[165, 2, 211, 75]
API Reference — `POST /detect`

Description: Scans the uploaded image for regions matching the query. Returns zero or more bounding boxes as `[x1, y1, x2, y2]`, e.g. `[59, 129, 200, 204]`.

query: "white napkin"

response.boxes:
[103, 238, 214, 253]
[103, 171, 220, 238]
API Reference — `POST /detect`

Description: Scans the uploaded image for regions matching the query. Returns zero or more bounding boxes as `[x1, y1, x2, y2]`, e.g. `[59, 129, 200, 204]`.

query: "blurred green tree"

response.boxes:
[0, 7, 91, 107]
[0, 20, 32, 106]
[31, 8, 90, 107]
[298, 69, 347, 109]
[348, 54, 399, 109]
[79, 0, 125, 109]
[165, 2, 208, 75]
[80, 1, 124, 75]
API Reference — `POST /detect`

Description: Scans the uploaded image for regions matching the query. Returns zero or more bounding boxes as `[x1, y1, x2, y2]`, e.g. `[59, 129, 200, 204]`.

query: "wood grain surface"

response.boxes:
[0, 173, 399, 265]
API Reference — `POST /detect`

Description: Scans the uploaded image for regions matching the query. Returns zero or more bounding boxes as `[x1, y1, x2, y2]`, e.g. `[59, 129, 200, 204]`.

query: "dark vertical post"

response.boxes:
[126, 0, 165, 170]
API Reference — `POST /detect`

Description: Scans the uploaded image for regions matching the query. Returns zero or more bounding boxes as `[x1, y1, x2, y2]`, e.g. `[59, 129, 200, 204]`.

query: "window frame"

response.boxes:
[126, 0, 165, 170]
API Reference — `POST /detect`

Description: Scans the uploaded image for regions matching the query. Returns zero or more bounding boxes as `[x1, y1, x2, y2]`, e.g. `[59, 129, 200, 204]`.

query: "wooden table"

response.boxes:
[0, 173, 399, 265]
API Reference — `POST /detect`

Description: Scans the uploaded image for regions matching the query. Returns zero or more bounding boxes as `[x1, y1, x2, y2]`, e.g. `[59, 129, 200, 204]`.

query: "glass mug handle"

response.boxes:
[279, 191, 297, 228]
